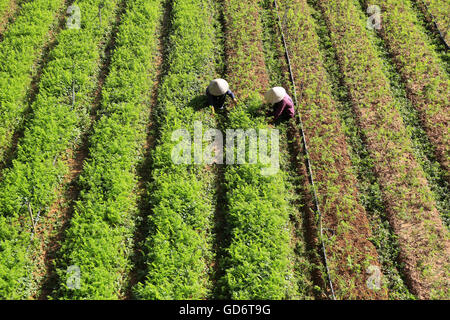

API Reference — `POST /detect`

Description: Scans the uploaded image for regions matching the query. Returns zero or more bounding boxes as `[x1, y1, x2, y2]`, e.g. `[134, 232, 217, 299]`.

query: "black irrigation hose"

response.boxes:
[417, 0, 450, 50]
[273, 0, 336, 300]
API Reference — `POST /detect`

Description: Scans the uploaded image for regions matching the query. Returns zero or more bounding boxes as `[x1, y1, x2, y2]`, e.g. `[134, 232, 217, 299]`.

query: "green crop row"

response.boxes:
[220, 101, 297, 299]
[0, 0, 65, 164]
[315, 0, 449, 299]
[132, 0, 217, 300]
[0, 0, 120, 299]
[53, 0, 163, 300]
[360, 0, 449, 179]
[276, 0, 385, 299]
[223, 0, 269, 96]
[218, 0, 297, 299]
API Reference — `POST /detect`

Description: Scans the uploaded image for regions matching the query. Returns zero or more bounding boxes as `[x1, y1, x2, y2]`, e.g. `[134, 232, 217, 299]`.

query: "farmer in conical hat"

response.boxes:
[206, 79, 237, 114]
[264, 87, 295, 124]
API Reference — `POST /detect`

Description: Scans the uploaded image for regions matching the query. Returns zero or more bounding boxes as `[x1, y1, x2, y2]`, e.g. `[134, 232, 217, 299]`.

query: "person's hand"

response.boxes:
[228, 98, 237, 109]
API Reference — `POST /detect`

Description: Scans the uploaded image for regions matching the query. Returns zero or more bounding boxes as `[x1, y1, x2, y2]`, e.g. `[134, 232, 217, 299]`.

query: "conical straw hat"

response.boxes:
[208, 79, 229, 96]
[264, 87, 286, 104]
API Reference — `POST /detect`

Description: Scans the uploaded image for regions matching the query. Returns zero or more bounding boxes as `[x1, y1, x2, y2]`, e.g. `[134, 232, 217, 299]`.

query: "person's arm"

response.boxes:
[286, 96, 295, 118]
[273, 100, 286, 121]
[227, 90, 236, 101]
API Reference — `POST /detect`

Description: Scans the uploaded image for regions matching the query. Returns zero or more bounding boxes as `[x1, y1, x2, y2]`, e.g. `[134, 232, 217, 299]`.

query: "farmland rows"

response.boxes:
[416, 0, 450, 46]
[306, 0, 414, 299]
[0, 0, 66, 165]
[218, 0, 303, 299]
[51, 0, 163, 299]
[360, 0, 449, 182]
[0, 0, 121, 299]
[314, 0, 449, 299]
[353, 1, 449, 228]
[409, 1, 449, 72]
[273, 0, 386, 299]
[133, 0, 218, 299]
[0, 0, 447, 300]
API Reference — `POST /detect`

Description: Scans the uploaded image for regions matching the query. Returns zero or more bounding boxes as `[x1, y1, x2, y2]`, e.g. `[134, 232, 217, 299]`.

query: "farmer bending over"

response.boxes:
[206, 79, 237, 114]
[264, 87, 295, 124]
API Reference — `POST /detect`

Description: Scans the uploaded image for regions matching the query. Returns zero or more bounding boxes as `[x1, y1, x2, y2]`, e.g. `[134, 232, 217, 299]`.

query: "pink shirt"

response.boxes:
[273, 95, 295, 121]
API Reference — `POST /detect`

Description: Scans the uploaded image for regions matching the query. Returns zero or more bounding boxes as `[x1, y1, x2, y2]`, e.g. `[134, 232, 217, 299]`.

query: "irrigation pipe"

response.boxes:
[273, 0, 336, 300]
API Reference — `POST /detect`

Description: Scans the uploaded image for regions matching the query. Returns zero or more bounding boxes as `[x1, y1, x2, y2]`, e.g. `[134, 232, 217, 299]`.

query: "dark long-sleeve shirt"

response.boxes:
[273, 95, 295, 121]
[206, 87, 235, 110]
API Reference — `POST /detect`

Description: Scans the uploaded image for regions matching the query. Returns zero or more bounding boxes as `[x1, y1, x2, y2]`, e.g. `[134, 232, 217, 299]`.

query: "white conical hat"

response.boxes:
[208, 79, 229, 96]
[264, 87, 286, 104]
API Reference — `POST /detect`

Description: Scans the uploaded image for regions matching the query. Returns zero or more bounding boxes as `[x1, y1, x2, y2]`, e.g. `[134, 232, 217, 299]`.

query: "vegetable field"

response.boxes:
[0, 0, 448, 300]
